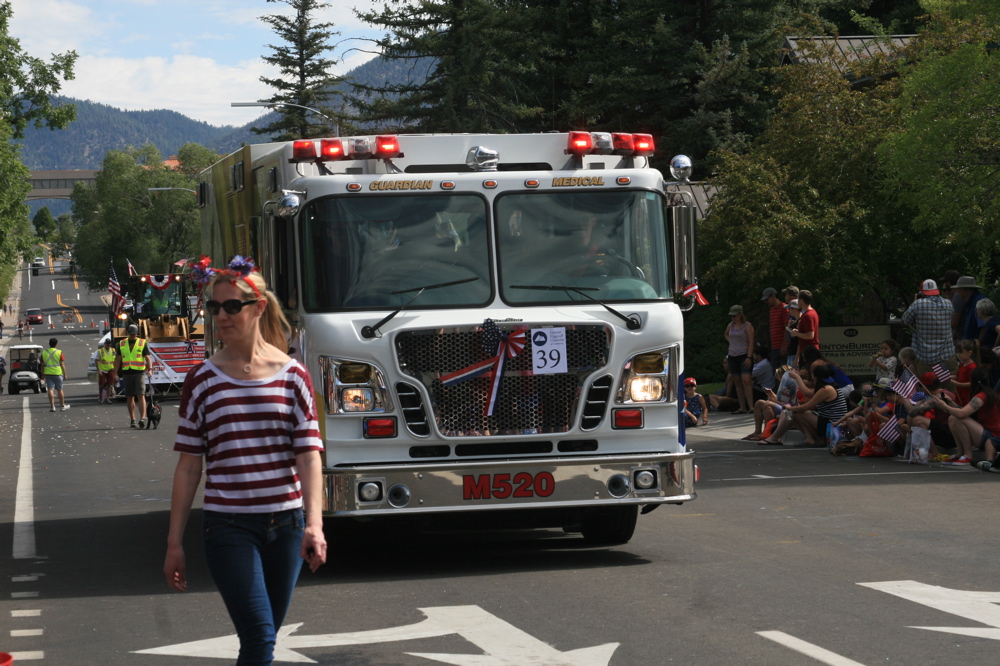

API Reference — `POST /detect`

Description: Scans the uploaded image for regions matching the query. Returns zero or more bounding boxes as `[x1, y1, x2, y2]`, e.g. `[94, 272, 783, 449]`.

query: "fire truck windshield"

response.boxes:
[301, 194, 492, 310]
[496, 190, 671, 304]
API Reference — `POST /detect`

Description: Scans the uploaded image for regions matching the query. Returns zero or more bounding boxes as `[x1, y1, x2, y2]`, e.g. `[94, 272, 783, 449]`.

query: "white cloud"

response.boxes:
[10, 0, 109, 54]
[61, 54, 278, 127]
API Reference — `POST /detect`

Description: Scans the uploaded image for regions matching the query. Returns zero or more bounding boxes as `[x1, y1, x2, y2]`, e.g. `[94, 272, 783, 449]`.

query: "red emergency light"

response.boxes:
[374, 135, 401, 159]
[632, 133, 655, 157]
[612, 133, 635, 155]
[319, 139, 346, 161]
[291, 140, 317, 162]
[566, 131, 594, 156]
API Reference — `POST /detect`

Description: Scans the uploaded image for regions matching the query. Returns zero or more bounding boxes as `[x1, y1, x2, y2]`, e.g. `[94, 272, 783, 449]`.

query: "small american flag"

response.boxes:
[932, 362, 952, 384]
[109, 264, 125, 316]
[126, 258, 136, 276]
[891, 370, 918, 400]
[877, 416, 901, 443]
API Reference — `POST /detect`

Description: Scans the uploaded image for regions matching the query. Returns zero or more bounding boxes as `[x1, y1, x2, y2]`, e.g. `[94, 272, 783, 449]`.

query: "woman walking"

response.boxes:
[163, 257, 327, 664]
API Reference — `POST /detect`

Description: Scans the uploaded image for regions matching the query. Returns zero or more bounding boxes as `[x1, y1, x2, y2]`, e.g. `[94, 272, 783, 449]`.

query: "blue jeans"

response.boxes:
[203, 508, 305, 665]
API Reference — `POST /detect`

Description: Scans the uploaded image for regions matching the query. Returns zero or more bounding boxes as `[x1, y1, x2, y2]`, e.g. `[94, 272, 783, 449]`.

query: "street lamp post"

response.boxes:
[231, 101, 339, 137]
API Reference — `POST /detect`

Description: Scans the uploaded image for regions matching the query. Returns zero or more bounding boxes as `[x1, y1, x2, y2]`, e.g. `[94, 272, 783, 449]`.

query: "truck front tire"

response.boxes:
[580, 505, 638, 545]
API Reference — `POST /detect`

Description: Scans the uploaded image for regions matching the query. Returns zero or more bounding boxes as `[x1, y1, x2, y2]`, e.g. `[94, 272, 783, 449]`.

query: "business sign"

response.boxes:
[819, 325, 890, 377]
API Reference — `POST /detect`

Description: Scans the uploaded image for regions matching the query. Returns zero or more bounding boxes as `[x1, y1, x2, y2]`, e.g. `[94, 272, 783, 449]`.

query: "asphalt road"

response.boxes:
[2, 258, 999, 665]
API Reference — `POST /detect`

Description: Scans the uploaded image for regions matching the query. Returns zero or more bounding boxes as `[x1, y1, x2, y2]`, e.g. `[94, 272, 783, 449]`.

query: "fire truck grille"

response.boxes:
[395, 325, 610, 437]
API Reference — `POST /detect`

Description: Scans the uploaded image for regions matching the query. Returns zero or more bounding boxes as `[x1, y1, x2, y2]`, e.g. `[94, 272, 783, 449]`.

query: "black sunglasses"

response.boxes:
[205, 299, 259, 316]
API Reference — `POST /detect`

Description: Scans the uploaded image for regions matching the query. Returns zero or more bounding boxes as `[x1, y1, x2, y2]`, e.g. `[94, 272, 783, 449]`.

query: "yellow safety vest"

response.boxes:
[42, 348, 64, 376]
[119, 338, 147, 371]
[97, 347, 116, 372]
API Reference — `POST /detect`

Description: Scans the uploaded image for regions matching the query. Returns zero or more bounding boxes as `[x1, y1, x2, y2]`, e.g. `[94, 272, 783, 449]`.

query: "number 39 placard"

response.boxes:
[531, 328, 567, 374]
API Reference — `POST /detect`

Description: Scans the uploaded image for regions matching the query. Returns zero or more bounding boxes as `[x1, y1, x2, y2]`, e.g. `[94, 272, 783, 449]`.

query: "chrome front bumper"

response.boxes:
[323, 451, 696, 516]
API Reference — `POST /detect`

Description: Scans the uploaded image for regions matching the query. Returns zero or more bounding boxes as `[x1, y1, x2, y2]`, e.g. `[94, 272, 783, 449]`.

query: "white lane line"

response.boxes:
[11, 592, 39, 598]
[9, 651, 45, 661]
[11, 629, 44, 637]
[12, 575, 38, 582]
[719, 470, 968, 481]
[11, 610, 42, 617]
[757, 631, 867, 665]
[14, 396, 36, 559]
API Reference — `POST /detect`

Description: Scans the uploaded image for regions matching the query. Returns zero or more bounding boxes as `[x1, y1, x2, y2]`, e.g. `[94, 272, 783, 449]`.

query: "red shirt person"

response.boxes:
[762, 287, 786, 369]
[791, 289, 820, 354]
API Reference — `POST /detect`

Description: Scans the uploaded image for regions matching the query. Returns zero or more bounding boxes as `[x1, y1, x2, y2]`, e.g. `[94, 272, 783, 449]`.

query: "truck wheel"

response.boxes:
[580, 506, 638, 545]
[10, 385, 19, 395]
[33, 382, 41, 394]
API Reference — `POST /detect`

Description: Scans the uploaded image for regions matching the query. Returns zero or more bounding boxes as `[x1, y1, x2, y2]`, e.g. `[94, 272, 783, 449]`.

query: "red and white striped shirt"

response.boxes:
[175, 359, 323, 513]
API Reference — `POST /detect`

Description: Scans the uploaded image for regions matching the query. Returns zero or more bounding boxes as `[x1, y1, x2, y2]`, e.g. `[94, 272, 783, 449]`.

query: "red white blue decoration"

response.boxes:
[682, 281, 709, 306]
[440, 319, 527, 416]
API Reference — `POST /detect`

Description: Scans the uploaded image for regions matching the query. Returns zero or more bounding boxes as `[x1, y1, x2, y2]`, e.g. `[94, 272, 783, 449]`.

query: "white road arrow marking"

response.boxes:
[133, 605, 619, 664]
[860, 580, 1000, 640]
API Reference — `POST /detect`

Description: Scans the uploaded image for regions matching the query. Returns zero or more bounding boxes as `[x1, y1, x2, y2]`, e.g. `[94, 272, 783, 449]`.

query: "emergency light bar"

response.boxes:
[319, 139, 346, 161]
[569, 131, 656, 157]
[291, 140, 317, 162]
[374, 135, 401, 159]
[567, 131, 594, 156]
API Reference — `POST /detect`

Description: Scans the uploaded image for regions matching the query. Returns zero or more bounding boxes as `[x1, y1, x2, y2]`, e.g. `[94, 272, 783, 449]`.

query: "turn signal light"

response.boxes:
[364, 417, 397, 438]
[613, 409, 643, 429]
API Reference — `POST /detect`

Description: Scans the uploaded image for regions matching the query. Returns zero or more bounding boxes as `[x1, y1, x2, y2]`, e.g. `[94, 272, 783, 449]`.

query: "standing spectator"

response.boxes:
[725, 304, 755, 414]
[934, 368, 1000, 466]
[115, 324, 151, 428]
[954, 276, 987, 341]
[901, 279, 956, 378]
[41, 337, 69, 412]
[0, 354, 6, 393]
[763, 287, 786, 369]
[0, 318, 4, 338]
[790, 290, 819, 355]
[974, 299, 1000, 350]
[96, 338, 118, 403]
[783, 285, 800, 304]
[868, 338, 899, 384]
[682, 377, 708, 427]
[163, 262, 326, 664]
[785, 299, 801, 367]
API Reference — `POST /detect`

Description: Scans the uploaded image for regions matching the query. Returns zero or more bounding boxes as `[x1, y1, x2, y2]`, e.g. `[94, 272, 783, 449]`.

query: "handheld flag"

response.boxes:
[682, 281, 709, 306]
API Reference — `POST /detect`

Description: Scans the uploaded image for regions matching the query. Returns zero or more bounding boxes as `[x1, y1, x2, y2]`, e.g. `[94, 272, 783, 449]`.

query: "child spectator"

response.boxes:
[831, 388, 867, 455]
[683, 377, 708, 427]
[953, 340, 977, 406]
[898, 347, 918, 379]
[869, 338, 899, 384]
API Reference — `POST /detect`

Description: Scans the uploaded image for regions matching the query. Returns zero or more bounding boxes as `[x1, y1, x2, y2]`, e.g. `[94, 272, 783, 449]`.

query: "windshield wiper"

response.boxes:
[510, 285, 641, 330]
[360, 276, 481, 339]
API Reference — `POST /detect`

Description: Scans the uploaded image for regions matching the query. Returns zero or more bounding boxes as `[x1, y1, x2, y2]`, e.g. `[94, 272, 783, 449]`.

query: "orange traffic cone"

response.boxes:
[90, 319, 96, 327]
[50, 321, 55, 329]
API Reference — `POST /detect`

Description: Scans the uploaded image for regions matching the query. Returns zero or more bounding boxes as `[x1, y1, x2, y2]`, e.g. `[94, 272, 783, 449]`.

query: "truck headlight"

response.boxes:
[629, 376, 663, 402]
[341, 387, 375, 411]
[320, 357, 391, 415]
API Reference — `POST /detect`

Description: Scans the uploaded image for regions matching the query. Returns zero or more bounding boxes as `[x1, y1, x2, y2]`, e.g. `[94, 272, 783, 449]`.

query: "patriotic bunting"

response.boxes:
[440, 319, 527, 417]
[682, 281, 709, 306]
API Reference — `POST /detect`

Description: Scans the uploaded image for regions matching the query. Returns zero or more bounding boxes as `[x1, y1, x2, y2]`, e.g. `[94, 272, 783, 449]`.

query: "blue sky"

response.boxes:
[10, 0, 381, 127]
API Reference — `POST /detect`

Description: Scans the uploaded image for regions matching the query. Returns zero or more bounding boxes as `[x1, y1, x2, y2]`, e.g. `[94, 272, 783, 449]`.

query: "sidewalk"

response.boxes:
[684, 410, 809, 446]
[0, 263, 25, 357]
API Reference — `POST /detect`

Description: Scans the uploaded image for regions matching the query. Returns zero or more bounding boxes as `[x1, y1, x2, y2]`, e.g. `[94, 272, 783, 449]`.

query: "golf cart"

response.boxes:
[8, 344, 44, 394]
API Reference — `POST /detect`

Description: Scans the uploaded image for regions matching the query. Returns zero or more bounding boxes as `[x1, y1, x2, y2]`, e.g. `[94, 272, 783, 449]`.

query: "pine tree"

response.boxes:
[253, 0, 345, 140]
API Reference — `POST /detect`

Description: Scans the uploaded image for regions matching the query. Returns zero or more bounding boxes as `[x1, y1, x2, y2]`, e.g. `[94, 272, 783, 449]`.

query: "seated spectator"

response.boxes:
[709, 357, 741, 412]
[953, 339, 978, 406]
[980, 347, 1000, 392]
[760, 365, 848, 446]
[682, 377, 708, 427]
[751, 345, 775, 403]
[898, 346, 918, 379]
[934, 368, 1000, 466]
[743, 364, 795, 441]
[830, 388, 867, 455]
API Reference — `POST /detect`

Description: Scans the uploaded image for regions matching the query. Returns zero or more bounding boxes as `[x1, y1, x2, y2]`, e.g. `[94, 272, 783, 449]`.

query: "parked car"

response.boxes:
[7, 345, 44, 394]
[24, 308, 44, 325]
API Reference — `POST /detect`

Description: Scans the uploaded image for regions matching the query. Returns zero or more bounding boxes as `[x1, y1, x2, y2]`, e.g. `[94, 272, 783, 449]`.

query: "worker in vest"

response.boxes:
[96, 338, 118, 403]
[148, 289, 170, 315]
[42, 337, 70, 412]
[115, 324, 151, 428]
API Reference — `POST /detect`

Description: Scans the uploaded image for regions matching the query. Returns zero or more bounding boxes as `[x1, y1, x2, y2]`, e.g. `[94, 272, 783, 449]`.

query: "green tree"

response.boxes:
[32, 206, 57, 241]
[176, 142, 220, 177]
[55, 213, 76, 251]
[253, 0, 344, 140]
[877, 6, 1000, 277]
[699, 26, 942, 319]
[71, 145, 201, 289]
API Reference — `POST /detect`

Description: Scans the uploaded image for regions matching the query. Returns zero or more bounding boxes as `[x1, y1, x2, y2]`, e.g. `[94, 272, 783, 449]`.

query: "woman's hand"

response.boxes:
[301, 525, 328, 573]
[164, 544, 187, 592]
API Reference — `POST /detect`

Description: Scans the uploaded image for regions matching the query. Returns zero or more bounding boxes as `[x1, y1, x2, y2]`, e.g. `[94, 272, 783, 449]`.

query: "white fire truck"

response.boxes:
[198, 131, 699, 543]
